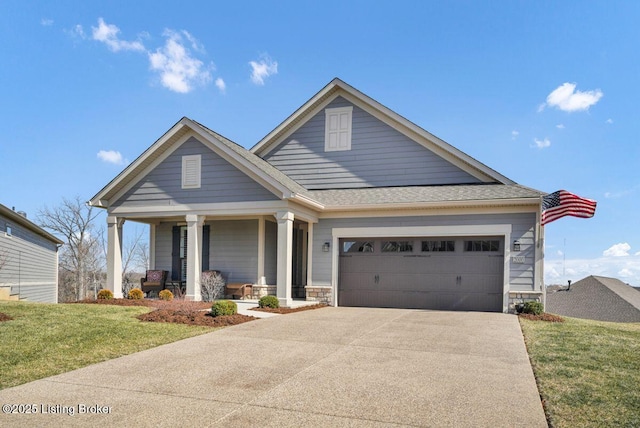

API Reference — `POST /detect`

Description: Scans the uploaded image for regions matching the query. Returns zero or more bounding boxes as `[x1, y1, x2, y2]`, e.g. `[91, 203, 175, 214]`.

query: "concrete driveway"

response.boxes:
[0, 307, 547, 427]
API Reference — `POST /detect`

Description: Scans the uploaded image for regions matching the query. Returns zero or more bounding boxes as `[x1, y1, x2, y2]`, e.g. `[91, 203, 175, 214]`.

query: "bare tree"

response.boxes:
[121, 226, 147, 296]
[38, 196, 103, 301]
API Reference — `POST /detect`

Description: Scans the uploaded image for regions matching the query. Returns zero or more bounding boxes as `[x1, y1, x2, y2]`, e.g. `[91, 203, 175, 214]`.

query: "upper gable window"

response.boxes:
[182, 155, 201, 189]
[325, 106, 353, 152]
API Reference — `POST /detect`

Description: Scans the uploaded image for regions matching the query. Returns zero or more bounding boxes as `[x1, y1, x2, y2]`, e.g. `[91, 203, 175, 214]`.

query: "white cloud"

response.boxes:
[249, 55, 278, 85]
[41, 18, 54, 26]
[532, 137, 551, 149]
[603, 242, 631, 257]
[91, 18, 145, 52]
[97, 150, 125, 165]
[215, 77, 226, 93]
[543, 82, 603, 112]
[545, 252, 640, 287]
[148, 30, 212, 93]
[556, 124, 565, 129]
[511, 130, 519, 139]
[606, 118, 613, 124]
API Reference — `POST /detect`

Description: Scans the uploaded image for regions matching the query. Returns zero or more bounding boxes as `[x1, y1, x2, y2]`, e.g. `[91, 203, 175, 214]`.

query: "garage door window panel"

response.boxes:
[422, 240, 455, 252]
[381, 241, 413, 253]
[465, 240, 500, 252]
[342, 240, 375, 253]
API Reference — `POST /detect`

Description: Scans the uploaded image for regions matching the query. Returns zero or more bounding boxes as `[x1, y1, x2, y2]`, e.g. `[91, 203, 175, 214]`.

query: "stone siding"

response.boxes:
[305, 286, 332, 305]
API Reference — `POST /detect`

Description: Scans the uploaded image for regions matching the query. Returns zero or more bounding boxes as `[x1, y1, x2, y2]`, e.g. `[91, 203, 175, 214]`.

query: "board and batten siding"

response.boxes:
[0, 214, 58, 303]
[263, 96, 481, 189]
[154, 220, 262, 285]
[113, 137, 279, 208]
[311, 212, 537, 292]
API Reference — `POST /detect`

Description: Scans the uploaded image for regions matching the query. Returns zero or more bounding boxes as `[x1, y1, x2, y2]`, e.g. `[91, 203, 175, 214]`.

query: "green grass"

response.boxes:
[0, 301, 214, 390]
[520, 316, 640, 427]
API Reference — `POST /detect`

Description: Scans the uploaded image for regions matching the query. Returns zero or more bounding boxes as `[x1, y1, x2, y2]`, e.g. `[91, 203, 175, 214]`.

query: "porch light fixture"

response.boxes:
[513, 240, 521, 251]
[322, 242, 330, 252]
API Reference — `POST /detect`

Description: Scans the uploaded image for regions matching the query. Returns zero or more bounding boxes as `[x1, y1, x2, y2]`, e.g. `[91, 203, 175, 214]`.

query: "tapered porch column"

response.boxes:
[275, 211, 294, 307]
[106, 216, 124, 298]
[185, 214, 204, 301]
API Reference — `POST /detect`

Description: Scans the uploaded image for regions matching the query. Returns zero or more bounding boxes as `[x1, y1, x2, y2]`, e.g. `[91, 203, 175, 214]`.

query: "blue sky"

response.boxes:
[1, 1, 639, 286]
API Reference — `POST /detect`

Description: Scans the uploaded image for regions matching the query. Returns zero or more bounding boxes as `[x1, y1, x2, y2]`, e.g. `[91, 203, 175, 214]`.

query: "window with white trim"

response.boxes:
[324, 106, 353, 152]
[182, 155, 201, 189]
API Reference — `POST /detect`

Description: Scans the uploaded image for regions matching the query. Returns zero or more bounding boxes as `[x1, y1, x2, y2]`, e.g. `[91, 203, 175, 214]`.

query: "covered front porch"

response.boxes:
[106, 210, 324, 307]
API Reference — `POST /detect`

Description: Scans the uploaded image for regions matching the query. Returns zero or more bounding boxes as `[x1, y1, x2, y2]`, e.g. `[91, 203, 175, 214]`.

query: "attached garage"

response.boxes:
[338, 236, 505, 312]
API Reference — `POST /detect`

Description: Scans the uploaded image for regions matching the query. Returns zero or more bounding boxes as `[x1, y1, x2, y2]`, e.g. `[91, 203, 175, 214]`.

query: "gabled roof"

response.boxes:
[251, 78, 515, 185]
[89, 117, 313, 209]
[546, 275, 640, 323]
[0, 203, 64, 245]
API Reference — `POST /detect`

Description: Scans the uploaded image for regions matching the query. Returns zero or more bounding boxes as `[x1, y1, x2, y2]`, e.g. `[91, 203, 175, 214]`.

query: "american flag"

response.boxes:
[541, 190, 597, 225]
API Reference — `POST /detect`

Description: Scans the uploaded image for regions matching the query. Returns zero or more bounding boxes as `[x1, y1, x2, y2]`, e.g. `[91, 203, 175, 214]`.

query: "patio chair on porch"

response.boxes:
[140, 270, 168, 296]
[225, 283, 253, 300]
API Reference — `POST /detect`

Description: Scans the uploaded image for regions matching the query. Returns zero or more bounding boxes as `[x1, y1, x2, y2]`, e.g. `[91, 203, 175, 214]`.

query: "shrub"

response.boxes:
[128, 288, 144, 300]
[522, 301, 544, 315]
[158, 289, 174, 301]
[258, 295, 280, 308]
[211, 300, 237, 317]
[201, 270, 226, 302]
[97, 289, 114, 300]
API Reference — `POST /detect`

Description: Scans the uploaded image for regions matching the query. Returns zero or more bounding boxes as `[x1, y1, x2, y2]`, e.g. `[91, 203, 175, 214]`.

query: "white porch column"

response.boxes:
[185, 214, 204, 301]
[148, 223, 156, 270]
[106, 216, 124, 298]
[275, 211, 294, 307]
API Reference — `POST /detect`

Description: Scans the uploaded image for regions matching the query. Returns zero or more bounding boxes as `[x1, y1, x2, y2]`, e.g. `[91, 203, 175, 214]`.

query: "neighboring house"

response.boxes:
[546, 275, 640, 322]
[0, 203, 63, 303]
[90, 78, 546, 312]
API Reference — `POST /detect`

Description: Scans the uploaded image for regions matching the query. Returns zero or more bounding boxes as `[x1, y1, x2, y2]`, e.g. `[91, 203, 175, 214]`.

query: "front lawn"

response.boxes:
[520, 316, 640, 427]
[0, 301, 215, 390]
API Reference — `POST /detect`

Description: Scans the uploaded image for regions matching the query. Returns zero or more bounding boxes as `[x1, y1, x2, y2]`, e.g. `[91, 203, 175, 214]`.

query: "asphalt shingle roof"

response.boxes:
[307, 184, 544, 207]
[546, 275, 640, 323]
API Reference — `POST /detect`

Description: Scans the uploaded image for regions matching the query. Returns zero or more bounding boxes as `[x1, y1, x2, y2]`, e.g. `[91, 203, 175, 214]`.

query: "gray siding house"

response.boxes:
[0, 203, 63, 303]
[90, 79, 545, 312]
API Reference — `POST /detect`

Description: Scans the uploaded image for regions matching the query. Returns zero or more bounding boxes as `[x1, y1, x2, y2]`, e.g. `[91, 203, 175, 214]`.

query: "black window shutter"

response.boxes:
[202, 225, 210, 271]
[171, 226, 181, 280]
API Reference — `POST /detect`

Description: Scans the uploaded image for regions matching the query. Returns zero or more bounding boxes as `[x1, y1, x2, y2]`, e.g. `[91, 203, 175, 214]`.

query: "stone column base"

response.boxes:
[508, 292, 543, 314]
[250, 284, 276, 300]
[305, 286, 332, 305]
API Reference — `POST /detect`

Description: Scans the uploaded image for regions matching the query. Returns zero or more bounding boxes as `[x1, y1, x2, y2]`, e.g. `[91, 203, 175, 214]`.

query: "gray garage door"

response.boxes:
[338, 237, 504, 312]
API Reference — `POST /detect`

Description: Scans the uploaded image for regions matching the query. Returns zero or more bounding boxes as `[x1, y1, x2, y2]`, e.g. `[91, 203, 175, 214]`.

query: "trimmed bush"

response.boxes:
[128, 288, 144, 300]
[158, 289, 174, 301]
[258, 295, 280, 308]
[522, 301, 544, 315]
[97, 289, 114, 300]
[211, 300, 237, 317]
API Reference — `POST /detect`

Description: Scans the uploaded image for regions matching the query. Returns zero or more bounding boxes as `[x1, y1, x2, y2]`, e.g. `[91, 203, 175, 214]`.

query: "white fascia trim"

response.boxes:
[336, 90, 511, 184]
[290, 193, 325, 211]
[252, 79, 340, 155]
[183, 118, 294, 199]
[110, 200, 290, 216]
[319, 199, 540, 216]
[329, 224, 512, 313]
[90, 120, 188, 206]
[108, 131, 196, 206]
[319, 205, 539, 219]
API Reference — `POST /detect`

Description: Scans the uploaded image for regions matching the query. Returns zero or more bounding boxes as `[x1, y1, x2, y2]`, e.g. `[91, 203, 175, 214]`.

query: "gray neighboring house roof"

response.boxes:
[546, 275, 640, 323]
[0, 203, 63, 245]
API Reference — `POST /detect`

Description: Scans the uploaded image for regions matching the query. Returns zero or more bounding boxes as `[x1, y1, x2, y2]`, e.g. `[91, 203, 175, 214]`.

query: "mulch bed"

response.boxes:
[251, 303, 327, 314]
[519, 313, 565, 323]
[0, 312, 13, 322]
[75, 299, 327, 327]
[137, 309, 256, 327]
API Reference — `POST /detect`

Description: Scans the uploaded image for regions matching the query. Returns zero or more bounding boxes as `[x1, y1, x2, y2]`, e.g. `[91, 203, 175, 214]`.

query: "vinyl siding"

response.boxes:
[263, 96, 481, 189]
[154, 220, 260, 285]
[0, 214, 58, 303]
[113, 137, 279, 208]
[312, 213, 537, 292]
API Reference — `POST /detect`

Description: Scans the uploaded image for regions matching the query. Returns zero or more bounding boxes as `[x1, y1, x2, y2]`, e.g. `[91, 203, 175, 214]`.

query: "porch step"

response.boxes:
[0, 287, 20, 301]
